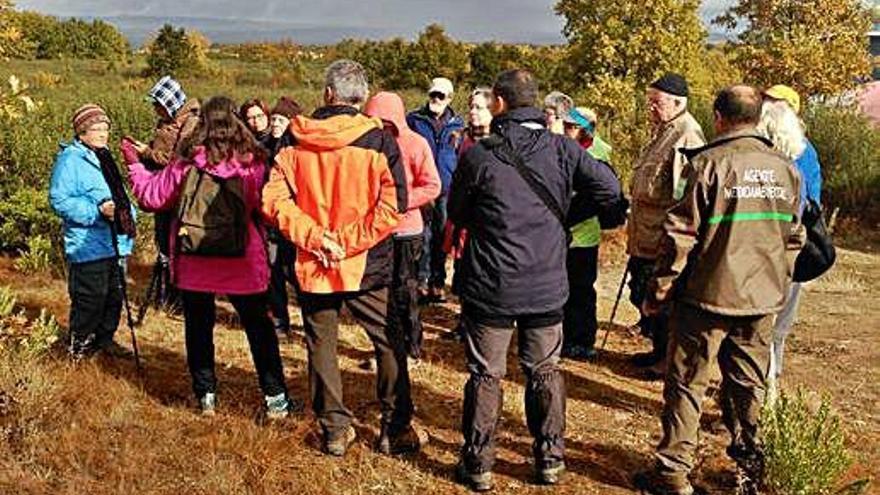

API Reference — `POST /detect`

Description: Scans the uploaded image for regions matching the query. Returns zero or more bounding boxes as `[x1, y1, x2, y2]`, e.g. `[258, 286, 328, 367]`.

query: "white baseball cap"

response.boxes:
[428, 77, 454, 97]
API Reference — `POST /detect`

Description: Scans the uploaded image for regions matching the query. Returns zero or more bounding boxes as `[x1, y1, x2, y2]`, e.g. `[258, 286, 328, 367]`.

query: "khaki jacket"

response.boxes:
[143, 98, 201, 167]
[650, 128, 806, 316]
[627, 110, 705, 259]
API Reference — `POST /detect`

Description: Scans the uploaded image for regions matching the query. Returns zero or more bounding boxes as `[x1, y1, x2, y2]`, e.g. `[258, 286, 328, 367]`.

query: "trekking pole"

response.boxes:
[600, 264, 629, 352]
[108, 220, 143, 374]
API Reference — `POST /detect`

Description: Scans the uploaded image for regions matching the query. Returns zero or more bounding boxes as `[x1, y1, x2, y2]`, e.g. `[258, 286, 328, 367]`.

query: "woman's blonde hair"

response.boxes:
[758, 99, 806, 161]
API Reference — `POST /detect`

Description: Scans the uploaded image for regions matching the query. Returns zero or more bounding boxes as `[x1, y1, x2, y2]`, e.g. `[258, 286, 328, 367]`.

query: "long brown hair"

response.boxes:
[182, 96, 267, 166]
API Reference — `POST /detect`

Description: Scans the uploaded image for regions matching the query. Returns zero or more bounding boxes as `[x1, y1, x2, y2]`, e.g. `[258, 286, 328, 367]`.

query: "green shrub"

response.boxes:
[4, 11, 128, 60]
[0, 286, 15, 319]
[0, 187, 60, 252]
[13, 235, 53, 275]
[20, 308, 61, 358]
[804, 106, 880, 217]
[761, 389, 852, 495]
[145, 24, 207, 78]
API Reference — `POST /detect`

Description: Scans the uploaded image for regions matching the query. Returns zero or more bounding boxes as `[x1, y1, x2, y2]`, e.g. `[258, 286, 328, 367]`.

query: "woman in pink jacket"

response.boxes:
[365, 92, 441, 359]
[123, 96, 295, 418]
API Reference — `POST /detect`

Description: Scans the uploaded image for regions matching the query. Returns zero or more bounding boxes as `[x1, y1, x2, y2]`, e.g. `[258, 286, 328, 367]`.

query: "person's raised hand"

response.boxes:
[120, 138, 139, 165]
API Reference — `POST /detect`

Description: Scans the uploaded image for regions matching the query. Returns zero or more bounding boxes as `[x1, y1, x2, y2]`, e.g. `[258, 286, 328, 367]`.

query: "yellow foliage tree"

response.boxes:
[715, 0, 872, 97]
[554, 0, 712, 175]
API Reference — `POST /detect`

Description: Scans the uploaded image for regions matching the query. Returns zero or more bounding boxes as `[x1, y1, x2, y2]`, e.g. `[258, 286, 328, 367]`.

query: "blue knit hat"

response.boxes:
[146, 76, 187, 117]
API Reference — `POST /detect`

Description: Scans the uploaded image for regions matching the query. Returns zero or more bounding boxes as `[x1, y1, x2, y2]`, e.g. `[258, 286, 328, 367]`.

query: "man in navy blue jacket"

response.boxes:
[448, 69, 624, 491]
[407, 77, 464, 302]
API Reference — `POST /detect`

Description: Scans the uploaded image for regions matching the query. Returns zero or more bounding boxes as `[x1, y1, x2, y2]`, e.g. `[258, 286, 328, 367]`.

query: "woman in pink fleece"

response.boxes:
[123, 96, 295, 418]
[364, 91, 441, 359]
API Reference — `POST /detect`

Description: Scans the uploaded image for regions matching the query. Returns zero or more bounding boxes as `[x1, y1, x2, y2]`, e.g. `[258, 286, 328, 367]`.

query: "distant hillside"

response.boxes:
[84, 15, 568, 47]
[75, 14, 731, 48]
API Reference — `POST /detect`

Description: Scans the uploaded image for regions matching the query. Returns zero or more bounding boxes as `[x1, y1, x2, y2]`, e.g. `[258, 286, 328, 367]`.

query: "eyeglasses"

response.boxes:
[86, 124, 110, 133]
[429, 91, 447, 101]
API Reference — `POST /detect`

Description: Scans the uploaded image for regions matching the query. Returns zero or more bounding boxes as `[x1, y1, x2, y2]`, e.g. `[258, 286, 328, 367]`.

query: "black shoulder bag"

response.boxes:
[483, 136, 571, 243]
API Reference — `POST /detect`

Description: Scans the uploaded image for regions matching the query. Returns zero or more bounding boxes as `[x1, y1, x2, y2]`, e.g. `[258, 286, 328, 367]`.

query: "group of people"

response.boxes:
[49, 57, 821, 494]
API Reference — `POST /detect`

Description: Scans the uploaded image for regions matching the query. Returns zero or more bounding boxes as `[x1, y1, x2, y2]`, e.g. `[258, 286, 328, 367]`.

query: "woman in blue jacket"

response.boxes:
[49, 104, 137, 359]
[759, 87, 823, 381]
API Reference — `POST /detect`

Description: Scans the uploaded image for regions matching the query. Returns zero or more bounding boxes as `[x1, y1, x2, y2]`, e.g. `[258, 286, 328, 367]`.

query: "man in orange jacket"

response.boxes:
[262, 60, 416, 457]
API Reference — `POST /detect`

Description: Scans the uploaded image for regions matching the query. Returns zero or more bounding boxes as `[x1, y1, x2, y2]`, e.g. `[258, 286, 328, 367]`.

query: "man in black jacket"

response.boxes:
[448, 69, 624, 491]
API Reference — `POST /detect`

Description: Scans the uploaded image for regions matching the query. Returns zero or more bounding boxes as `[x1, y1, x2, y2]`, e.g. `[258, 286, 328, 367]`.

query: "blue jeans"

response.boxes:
[418, 194, 448, 289]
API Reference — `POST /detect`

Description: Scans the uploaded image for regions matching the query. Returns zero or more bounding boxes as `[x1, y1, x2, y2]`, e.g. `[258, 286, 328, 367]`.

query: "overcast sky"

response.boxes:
[16, 0, 736, 44]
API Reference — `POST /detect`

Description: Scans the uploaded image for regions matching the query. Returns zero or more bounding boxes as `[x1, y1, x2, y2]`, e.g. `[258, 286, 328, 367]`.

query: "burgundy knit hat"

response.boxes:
[270, 97, 302, 120]
[72, 103, 110, 135]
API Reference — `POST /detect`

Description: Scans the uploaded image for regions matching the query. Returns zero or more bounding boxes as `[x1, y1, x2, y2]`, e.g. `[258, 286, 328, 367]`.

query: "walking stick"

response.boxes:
[600, 265, 629, 352]
[108, 220, 143, 374]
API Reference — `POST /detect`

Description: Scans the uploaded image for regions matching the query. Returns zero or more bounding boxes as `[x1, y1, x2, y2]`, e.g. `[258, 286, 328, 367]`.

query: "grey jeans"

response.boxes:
[770, 282, 802, 379]
[460, 308, 565, 473]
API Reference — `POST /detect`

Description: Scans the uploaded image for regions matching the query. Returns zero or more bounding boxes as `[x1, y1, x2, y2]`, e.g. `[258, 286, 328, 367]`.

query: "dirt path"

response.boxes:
[0, 245, 877, 494]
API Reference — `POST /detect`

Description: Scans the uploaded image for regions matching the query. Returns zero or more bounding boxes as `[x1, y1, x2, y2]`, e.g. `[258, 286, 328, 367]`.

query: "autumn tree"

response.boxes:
[145, 24, 207, 77]
[554, 0, 711, 177]
[715, 0, 872, 97]
[555, 0, 706, 98]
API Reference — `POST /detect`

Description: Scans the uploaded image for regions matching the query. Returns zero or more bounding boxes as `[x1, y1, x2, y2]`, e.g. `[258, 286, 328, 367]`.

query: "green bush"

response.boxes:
[145, 24, 207, 78]
[4, 11, 129, 60]
[13, 235, 53, 275]
[761, 390, 852, 495]
[0, 187, 60, 252]
[804, 106, 880, 217]
[0, 286, 15, 319]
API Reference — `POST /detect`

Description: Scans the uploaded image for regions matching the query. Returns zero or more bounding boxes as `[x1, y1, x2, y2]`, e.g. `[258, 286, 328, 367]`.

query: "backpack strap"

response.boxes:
[483, 135, 567, 230]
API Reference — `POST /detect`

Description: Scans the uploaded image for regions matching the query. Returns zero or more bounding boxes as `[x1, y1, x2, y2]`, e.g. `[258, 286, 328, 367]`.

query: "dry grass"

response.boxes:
[0, 243, 878, 495]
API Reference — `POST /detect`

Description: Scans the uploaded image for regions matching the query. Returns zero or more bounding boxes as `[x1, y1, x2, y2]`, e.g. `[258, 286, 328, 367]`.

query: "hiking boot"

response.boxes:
[631, 351, 662, 368]
[265, 392, 291, 420]
[375, 423, 425, 455]
[99, 341, 134, 359]
[535, 461, 566, 485]
[561, 344, 598, 362]
[324, 425, 357, 457]
[199, 392, 217, 417]
[632, 470, 694, 495]
[440, 323, 465, 342]
[456, 463, 494, 492]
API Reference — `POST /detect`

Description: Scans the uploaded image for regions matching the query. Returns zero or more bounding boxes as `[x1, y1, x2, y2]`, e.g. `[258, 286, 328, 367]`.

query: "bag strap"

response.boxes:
[485, 136, 567, 229]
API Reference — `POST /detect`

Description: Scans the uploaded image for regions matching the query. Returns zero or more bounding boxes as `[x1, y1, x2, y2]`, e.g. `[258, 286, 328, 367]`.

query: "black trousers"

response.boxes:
[181, 290, 288, 399]
[628, 256, 669, 360]
[461, 307, 566, 473]
[299, 287, 413, 439]
[563, 246, 599, 350]
[67, 257, 123, 354]
[266, 235, 295, 332]
[389, 235, 424, 358]
[419, 195, 448, 289]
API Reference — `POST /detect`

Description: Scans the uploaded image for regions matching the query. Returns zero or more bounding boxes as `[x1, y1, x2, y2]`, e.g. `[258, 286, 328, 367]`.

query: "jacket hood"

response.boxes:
[682, 127, 773, 160]
[189, 146, 259, 178]
[290, 105, 382, 151]
[364, 92, 408, 135]
[490, 106, 547, 132]
[489, 106, 550, 159]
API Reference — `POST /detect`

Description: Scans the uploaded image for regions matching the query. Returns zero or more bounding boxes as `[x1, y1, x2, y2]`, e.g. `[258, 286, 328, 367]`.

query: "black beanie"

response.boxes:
[650, 73, 689, 97]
